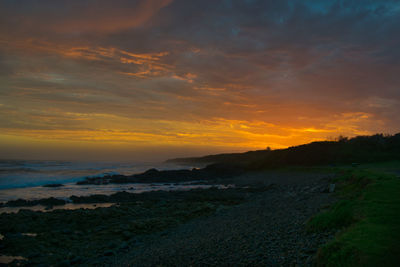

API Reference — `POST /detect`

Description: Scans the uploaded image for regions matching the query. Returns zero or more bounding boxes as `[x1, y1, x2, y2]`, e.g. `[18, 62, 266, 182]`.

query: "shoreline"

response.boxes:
[0, 169, 336, 266]
[0, 182, 234, 211]
[0, 159, 194, 191]
[0, 163, 242, 204]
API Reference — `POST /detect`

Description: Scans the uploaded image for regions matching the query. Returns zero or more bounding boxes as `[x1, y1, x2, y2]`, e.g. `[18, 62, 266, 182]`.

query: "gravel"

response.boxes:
[113, 171, 337, 267]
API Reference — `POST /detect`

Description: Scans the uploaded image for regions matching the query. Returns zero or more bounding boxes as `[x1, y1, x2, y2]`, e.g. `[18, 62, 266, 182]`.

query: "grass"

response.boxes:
[359, 160, 400, 170]
[307, 168, 400, 266]
[306, 200, 355, 232]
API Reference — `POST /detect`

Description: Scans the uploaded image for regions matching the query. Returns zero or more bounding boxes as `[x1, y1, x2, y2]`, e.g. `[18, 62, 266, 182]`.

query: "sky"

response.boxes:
[1, 0, 400, 161]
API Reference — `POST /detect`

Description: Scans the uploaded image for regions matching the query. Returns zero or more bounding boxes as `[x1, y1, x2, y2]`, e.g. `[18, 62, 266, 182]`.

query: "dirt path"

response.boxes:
[114, 171, 337, 266]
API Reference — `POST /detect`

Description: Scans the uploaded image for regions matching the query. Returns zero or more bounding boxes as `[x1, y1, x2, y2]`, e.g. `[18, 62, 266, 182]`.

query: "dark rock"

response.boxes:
[303, 247, 317, 254]
[6, 198, 30, 207]
[119, 242, 129, 250]
[122, 231, 132, 239]
[70, 256, 83, 264]
[329, 184, 336, 193]
[42, 183, 64, 188]
[75, 163, 245, 185]
[58, 260, 71, 266]
[5, 197, 66, 207]
[103, 250, 114, 256]
[38, 197, 66, 206]
[321, 186, 330, 193]
[61, 229, 72, 234]
[143, 168, 159, 175]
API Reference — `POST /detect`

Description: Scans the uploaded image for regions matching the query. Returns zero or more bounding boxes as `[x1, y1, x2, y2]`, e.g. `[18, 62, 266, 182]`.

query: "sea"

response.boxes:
[0, 159, 213, 203]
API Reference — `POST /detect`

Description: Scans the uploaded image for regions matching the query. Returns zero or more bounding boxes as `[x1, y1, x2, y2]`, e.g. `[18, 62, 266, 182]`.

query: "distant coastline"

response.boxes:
[167, 133, 400, 168]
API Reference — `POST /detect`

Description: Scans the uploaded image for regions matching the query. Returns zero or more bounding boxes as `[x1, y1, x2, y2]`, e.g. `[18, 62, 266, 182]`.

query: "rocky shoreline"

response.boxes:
[0, 170, 337, 266]
[76, 163, 245, 185]
[116, 171, 337, 266]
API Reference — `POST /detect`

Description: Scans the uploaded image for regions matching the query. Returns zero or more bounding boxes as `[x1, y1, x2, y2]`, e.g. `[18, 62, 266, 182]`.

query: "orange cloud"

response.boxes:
[171, 73, 197, 83]
[1, 38, 172, 79]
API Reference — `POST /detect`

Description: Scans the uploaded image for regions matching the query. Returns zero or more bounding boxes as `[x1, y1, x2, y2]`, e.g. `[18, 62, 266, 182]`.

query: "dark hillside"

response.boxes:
[168, 133, 400, 169]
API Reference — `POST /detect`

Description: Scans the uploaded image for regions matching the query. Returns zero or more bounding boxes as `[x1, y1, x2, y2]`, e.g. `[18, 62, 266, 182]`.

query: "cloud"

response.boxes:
[0, 0, 174, 34]
[1, 0, 400, 160]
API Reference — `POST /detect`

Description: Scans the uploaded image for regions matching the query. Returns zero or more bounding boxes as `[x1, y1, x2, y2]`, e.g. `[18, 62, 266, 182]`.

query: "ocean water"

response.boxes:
[0, 159, 189, 189]
[0, 159, 213, 202]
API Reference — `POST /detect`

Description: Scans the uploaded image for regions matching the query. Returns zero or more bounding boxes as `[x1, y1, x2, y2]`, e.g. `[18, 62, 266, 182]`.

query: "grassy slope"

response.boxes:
[307, 168, 400, 266]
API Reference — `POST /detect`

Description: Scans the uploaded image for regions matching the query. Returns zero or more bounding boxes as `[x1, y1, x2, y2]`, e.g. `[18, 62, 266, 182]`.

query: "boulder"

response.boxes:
[329, 184, 336, 193]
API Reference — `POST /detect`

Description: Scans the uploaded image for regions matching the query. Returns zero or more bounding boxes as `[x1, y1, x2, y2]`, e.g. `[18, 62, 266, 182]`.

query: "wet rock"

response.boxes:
[42, 184, 64, 188]
[5, 198, 30, 207]
[40, 197, 66, 206]
[5, 197, 66, 207]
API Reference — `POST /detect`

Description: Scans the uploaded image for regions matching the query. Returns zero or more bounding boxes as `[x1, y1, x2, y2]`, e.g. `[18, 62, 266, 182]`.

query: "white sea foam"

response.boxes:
[0, 159, 211, 202]
[0, 159, 190, 190]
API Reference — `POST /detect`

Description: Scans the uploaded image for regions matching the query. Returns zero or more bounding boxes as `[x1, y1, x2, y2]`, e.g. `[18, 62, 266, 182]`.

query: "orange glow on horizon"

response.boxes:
[0, 112, 377, 154]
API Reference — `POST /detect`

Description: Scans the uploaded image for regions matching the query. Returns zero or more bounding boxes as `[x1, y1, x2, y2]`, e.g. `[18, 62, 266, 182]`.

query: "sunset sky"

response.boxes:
[1, 0, 400, 161]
